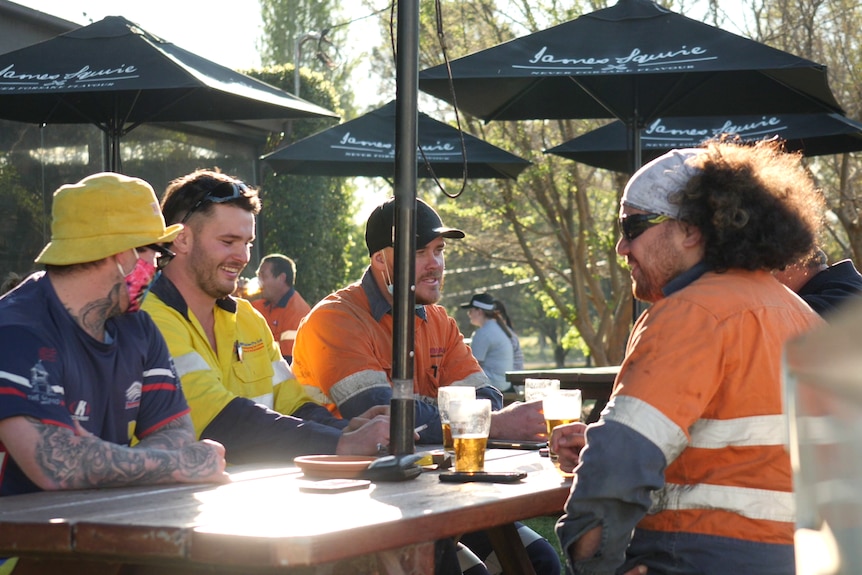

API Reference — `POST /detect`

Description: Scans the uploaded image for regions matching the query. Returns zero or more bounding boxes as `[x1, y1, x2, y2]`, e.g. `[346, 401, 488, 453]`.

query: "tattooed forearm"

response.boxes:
[135, 415, 197, 450]
[33, 420, 222, 489]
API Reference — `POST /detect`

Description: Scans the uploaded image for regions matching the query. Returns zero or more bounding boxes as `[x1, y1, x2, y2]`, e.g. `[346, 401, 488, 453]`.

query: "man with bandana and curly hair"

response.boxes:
[552, 140, 826, 575]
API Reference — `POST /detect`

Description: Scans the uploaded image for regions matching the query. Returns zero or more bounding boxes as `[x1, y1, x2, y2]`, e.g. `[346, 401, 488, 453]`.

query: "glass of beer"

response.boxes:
[438, 386, 476, 453]
[543, 389, 582, 471]
[525, 378, 561, 402]
[448, 398, 492, 472]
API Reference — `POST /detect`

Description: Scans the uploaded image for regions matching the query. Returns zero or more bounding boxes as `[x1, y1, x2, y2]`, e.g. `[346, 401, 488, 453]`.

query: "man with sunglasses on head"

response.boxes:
[0, 174, 229, 495]
[142, 170, 389, 463]
[552, 141, 825, 575]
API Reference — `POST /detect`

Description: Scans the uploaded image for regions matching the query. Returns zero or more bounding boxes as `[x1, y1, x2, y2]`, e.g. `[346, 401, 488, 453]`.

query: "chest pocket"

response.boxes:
[229, 349, 276, 409]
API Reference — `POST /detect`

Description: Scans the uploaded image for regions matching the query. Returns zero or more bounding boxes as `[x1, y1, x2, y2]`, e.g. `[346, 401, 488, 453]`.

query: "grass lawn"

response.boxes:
[522, 515, 566, 566]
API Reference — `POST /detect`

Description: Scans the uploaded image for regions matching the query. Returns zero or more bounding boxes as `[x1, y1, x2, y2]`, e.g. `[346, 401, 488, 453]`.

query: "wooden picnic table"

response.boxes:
[0, 448, 572, 574]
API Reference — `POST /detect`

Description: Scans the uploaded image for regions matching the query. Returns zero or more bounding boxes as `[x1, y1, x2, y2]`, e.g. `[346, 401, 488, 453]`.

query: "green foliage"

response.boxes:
[0, 164, 45, 275]
[258, 174, 353, 305]
[243, 64, 352, 305]
[258, 1, 358, 117]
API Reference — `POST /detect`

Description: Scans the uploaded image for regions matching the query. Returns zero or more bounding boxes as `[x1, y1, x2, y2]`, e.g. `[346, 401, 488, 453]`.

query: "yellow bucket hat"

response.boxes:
[35, 172, 183, 265]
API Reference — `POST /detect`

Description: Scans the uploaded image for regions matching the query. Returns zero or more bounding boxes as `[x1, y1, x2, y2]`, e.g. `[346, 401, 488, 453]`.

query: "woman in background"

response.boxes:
[493, 298, 525, 371]
[461, 293, 514, 391]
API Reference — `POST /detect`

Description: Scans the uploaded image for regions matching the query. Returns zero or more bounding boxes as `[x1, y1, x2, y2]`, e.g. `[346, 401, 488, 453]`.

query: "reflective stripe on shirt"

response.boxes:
[302, 383, 332, 406]
[689, 414, 788, 448]
[651, 482, 796, 523]
[602, 395, 688, 464]
[172, 351, 211, 378]
[330, 369, 391, 406]
[272, 360, 291, 386]
[250, 391, 274, 408]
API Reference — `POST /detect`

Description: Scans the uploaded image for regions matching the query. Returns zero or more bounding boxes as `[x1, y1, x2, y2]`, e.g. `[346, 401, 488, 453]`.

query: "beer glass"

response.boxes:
[448, 398, 492, 472]
[543, 389, 582, 470]
[524, 378, 560, 402]
[438, 386, 476, 453]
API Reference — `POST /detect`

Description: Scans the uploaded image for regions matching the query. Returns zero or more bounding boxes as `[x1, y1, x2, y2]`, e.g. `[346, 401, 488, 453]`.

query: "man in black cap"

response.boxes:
[293, 197, 544, 442]
[293, 197, 560, 575]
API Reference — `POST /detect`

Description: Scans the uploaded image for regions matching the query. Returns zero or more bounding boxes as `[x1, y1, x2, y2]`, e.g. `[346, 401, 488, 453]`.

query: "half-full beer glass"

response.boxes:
[543, 389, 582, 471]
[448, 398, 492, 472]
[438, 386, 476, 453]
[525, 378, 560, 402]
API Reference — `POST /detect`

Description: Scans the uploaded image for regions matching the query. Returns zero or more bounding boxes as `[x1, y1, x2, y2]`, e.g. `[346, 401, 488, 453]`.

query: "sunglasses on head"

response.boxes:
[180, 180, 251, 224]
[618, 213, 672, 242]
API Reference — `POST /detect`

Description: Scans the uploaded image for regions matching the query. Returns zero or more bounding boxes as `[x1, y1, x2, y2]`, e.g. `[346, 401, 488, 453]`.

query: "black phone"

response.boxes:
[438, 471, 527, 483]
[486, 439, 548, 450]
[298, 479, 371, 493]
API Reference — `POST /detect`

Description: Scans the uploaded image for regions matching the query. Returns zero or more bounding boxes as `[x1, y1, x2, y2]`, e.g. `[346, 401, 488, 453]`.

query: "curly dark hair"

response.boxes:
[675, 138, 824, 272]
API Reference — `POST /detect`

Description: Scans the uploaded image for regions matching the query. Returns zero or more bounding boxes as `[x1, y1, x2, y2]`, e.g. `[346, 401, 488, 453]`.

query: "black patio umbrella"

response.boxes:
[0, 15, 336, 171]
[260, 100, 531, 180]
[418, 0, 843, 173]
[545, 113, 862, 173]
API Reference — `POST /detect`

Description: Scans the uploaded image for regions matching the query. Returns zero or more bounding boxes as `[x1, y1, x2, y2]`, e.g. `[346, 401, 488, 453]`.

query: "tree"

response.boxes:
[363, 0, 862, 366]
[259, 0, 357, 116]
[412, 0, 633, 366]
[244, 64, 353, 305]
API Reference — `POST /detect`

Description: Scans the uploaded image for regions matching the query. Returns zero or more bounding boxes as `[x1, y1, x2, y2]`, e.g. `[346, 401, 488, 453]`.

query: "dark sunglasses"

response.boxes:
[138, 244, 175, 271]
[618, 213, 672, 242]
[180, 181, 251, 224]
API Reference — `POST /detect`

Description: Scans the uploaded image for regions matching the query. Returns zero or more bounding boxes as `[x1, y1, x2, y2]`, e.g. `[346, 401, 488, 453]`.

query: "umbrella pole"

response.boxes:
[390, 0, 420, 456]
[629, 86, 647, 324]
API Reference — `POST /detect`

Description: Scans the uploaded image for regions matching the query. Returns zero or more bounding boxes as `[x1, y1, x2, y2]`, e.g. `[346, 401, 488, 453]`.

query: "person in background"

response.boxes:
[773, 246, 862, 318]
[553, 141, 825, 575]
[0, 173, 228, 573]
[142, 169, 389, 464]
[460, 293, 514, 391]
[252, 253, 311, 363]
[493, 298, 525, 370]
[293, 197, 559, 575]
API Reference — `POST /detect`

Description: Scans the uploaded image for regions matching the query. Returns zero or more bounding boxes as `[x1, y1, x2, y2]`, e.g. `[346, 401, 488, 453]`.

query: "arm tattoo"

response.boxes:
[32, 420, 219, 489]
[135, 416, 196, 450]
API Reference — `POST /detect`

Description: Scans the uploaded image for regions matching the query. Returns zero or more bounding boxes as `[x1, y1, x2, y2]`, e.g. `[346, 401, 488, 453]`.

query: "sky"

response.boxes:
[15, 0, 265, 70]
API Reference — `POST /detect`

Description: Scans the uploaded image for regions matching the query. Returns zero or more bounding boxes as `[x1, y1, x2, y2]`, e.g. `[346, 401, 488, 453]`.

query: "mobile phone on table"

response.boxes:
[438, 471, 527, 483]
[486, 439, 547, 450]
[298, 479, 371, 493]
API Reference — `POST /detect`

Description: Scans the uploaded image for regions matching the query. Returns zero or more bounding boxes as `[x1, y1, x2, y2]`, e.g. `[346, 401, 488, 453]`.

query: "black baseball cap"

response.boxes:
[365, 197, 465, 256]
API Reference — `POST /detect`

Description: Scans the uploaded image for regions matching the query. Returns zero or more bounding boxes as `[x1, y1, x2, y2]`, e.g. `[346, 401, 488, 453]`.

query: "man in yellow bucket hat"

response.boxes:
[0, 172, 228, 499]
[0, 172, 230, 573]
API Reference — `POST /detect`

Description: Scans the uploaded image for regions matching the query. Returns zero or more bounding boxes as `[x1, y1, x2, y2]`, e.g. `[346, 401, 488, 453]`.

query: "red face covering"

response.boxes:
[118, 253, 157, 312]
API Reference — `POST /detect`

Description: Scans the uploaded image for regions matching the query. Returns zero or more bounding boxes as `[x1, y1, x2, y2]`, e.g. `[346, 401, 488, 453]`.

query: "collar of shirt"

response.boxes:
[272, 286, 295, 309]
[360, 266, 427, 323]
[662, 261, 710, 298]
[149, 274, 237, 322]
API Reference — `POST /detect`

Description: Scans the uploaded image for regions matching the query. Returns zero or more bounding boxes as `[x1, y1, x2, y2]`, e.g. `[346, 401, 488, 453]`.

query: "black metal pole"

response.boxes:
[390, 0, 419, 455]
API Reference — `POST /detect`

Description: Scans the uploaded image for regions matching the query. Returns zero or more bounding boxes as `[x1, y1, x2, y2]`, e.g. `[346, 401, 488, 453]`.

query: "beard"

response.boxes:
[190, 243, 242, 299]
[630, 228, 685, 303]
[415, 272, 444, 305]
